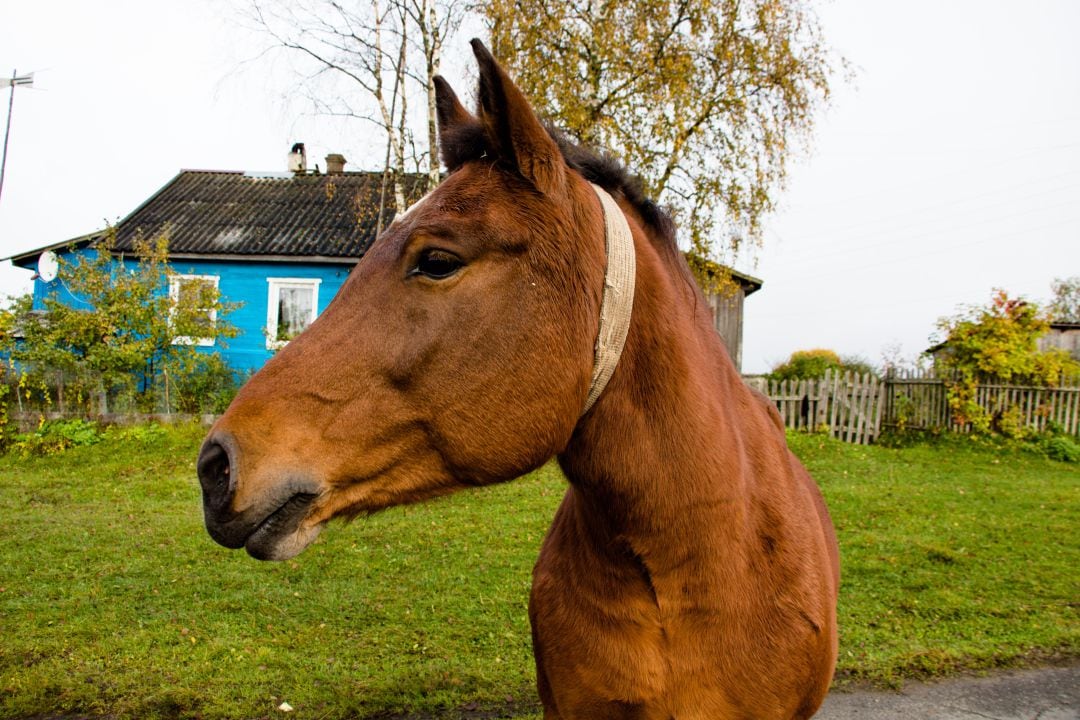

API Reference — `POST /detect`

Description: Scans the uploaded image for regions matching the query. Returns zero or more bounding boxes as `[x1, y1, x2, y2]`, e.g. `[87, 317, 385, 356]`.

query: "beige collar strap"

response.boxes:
[582, 183, 636, 415]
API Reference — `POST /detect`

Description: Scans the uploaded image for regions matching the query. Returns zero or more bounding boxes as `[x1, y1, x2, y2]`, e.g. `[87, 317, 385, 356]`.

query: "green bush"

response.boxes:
[932, 290, 1080, 433]
[880, 424, 1080, 464]
[0, 383, 15, 453]
[769, 349, 875, 381]
[103, 423, 169, 445]
[10, 419, 102, 457]
[1037, 434, 1080, 463]
[166, 352, 240, 414]
[4, 420, 176, 457]
[0, 229, 240, 416]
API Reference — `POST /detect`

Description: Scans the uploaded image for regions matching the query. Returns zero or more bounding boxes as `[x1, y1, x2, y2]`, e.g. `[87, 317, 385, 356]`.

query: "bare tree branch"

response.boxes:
[241, 0, 465, 210]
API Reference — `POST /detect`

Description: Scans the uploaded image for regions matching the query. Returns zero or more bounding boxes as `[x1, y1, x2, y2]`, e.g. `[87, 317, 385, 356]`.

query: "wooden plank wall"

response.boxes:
[746, 370, 1080, 445]
[707, 289, 747, 372]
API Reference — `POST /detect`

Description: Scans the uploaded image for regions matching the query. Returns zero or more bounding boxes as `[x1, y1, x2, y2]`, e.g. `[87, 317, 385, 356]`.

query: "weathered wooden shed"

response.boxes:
[690, 259, 763, 372]
[1038, 322, 1080, 361]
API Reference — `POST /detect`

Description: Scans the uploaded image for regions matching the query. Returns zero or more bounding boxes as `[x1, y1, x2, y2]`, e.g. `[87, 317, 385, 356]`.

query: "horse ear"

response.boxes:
[470, 39, 566, 196]
[434, 75, 486, 172]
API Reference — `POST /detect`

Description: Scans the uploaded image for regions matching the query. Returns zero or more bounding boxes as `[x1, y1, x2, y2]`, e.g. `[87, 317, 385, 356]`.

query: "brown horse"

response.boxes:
[198, 40, 839, 720]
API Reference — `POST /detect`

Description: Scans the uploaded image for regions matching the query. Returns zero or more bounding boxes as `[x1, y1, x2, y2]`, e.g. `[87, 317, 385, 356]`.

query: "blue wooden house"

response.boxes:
[7, 152, 761, 372]
[8, 156, 427, 372]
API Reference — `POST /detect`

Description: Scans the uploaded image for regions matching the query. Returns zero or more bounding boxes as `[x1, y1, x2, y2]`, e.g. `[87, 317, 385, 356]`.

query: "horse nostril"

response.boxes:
[197, 438, 234, 509]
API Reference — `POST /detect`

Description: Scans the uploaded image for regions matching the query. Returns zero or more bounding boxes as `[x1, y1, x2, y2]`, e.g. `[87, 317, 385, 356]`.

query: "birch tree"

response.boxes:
[243, 0, 463, 218]
[1048, 276, 1080, 323]
[486, 0, 839, 263]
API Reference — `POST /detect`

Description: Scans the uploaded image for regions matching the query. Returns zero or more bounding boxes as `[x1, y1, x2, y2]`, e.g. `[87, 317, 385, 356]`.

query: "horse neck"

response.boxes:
[557, 231, 775, 572]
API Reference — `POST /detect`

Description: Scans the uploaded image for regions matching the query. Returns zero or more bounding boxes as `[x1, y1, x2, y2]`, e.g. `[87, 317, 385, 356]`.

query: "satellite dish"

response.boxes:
[38, 251, 59, 282]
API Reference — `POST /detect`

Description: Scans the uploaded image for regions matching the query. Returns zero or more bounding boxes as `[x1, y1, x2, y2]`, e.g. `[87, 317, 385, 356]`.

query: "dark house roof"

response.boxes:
[9, 170, 429, 267]
[7, 170, 761, 297]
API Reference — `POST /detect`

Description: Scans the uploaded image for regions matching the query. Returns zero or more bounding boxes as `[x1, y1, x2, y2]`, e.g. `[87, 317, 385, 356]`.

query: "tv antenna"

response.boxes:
[0, 69, 35, 206]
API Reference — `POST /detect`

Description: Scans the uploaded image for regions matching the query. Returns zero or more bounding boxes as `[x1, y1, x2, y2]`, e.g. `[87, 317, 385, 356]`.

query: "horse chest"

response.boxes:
[529, 509, 715, 712]
[528, 501, 827, 719]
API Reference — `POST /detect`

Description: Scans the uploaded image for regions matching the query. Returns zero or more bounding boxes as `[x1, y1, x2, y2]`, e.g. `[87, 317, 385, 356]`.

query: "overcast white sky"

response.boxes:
[1, 0, 1077, 373]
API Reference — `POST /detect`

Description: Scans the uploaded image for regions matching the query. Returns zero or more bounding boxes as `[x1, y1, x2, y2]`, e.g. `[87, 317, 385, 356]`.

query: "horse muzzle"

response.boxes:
[197, 431, 324, 560]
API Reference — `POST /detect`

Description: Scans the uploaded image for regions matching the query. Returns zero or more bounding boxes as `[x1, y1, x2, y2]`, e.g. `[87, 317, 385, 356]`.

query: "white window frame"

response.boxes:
[266, 277, 321, 349]
[169, 274, 219, 347]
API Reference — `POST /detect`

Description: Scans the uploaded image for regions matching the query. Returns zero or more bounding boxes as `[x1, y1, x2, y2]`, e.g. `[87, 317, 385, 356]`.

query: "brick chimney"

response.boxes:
[325, 153, 347, 175]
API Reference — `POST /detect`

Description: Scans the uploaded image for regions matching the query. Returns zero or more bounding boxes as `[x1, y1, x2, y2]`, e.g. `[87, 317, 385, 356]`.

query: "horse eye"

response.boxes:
[411, 249, 463, 280]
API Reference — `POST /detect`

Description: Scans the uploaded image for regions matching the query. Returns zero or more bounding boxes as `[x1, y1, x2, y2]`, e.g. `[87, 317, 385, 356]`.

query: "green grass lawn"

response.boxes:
[0, 425, 1076, 719]
[788, 433, 1079, 686]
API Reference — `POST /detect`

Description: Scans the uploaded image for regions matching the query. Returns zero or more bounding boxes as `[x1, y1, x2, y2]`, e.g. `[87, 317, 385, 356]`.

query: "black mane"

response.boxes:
[545, 127, 699, 302]
[546, 127, 678, 249]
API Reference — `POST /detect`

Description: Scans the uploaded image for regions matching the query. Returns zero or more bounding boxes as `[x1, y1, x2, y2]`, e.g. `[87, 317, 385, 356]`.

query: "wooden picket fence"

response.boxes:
[744, 369, 1080, 445]
[744, 371, 886, 445]
[886, 369, 1080, 436]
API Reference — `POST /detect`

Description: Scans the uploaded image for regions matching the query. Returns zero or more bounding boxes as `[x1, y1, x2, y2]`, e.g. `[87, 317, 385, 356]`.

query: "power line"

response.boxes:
[769, 192, 1080, 268]
[777, 140, 1080, 214]
[766, 216, 1080, 286]
[774, 170, 1080, 256]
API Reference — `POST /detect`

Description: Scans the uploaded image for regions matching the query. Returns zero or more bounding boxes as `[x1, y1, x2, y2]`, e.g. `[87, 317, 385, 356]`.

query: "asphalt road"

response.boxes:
[817, 664, 1080, 719]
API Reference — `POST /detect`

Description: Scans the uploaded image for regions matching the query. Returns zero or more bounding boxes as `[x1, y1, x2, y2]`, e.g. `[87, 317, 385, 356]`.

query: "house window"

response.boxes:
[169, 274, 219, 346]
[267, 278, 321, 348]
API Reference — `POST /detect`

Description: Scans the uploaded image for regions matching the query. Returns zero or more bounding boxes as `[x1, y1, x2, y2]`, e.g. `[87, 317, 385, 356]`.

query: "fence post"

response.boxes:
[816, 376, 829, 431]
[873, 374, 887, 442]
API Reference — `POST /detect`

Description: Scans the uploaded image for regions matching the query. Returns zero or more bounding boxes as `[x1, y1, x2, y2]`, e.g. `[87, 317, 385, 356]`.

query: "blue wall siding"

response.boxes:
[33, 249, 100, 312]
[28, 250, 354, 372]
[161, 259, 354, 372]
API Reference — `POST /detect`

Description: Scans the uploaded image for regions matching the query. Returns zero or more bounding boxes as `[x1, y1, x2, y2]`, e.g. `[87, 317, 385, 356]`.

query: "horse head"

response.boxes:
[198, 41, 615, 560]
